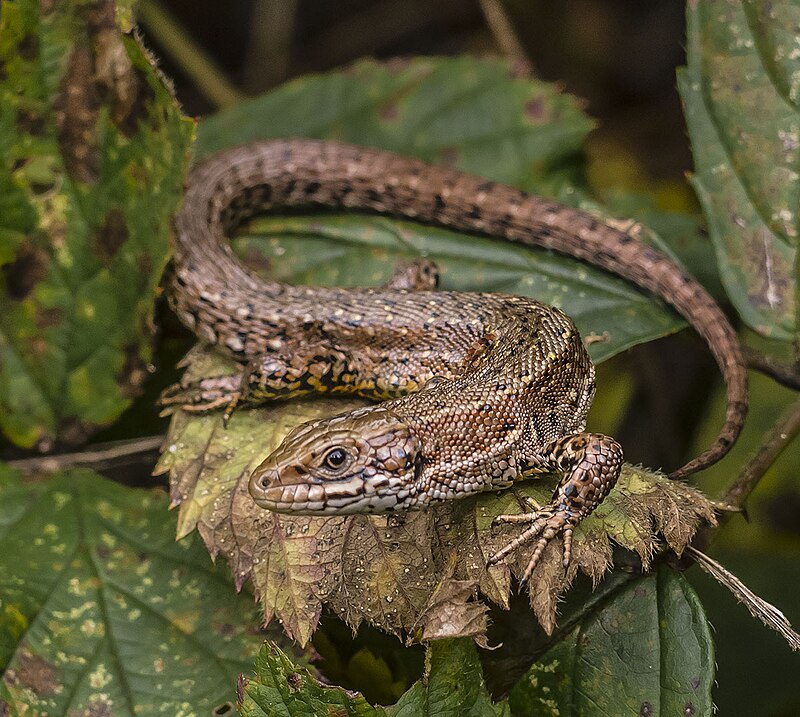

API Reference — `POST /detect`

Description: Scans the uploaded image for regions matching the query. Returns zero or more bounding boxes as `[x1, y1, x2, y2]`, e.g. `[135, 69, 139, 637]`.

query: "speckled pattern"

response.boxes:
[164, 139, 747, 574]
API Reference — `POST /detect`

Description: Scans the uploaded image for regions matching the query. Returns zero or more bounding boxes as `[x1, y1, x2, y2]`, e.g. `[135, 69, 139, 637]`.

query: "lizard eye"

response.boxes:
[322, 447, 349, 470]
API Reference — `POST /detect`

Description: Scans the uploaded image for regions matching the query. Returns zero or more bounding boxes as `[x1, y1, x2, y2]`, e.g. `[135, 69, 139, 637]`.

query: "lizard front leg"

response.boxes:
[489, 433, 623, 581]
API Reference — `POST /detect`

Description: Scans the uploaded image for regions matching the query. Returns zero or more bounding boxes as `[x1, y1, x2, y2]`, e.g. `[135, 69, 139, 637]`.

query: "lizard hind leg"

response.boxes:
[384, 258, 439, 291]
[489, 433, 624, 582]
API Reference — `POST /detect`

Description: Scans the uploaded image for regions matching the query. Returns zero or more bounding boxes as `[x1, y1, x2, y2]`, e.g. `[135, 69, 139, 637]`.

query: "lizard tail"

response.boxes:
[176, 139, 748, 478]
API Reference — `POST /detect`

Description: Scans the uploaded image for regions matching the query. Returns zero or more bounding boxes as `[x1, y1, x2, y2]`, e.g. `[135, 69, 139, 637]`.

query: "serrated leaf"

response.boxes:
[508, 566, 714, 717]
[238, 642, 384, 717]
[678, 0, 799, 342]
[412, 575, 489, 648]
[389, 638, 509, 717]
[157, 350, 718, 644]
[0, 465, 269, 716]
[0, 0, 193, 449]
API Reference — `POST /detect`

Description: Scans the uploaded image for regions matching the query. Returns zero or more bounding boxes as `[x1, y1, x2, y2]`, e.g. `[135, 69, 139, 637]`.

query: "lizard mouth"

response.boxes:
[248, 465, 403, 515]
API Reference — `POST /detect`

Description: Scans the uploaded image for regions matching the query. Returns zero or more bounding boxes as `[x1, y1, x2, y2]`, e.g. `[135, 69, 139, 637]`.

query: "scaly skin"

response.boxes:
[163, 139, 747, 578]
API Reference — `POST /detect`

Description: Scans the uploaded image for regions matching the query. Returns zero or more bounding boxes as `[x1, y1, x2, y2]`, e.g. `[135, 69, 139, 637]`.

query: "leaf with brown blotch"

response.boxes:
[156, 348, 719, 646]
[0, 0, 193, 449]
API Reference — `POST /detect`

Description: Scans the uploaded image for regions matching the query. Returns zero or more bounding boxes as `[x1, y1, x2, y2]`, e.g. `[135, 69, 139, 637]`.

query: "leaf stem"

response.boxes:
[743, 346, 800, 391]
[721, 394, 800, 508]
[478, 0, 531, 67]
[137, 0, 244, 108]
[7, 436, 163, 474]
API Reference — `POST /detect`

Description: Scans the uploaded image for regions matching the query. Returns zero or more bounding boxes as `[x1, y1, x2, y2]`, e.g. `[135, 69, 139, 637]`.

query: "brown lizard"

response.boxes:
[162, 138, 747, 579]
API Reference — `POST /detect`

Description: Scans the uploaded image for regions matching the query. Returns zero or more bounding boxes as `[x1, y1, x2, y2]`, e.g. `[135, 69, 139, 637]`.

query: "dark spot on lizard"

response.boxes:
[414, 451, 425, 480]
[639, 703, 653, 717]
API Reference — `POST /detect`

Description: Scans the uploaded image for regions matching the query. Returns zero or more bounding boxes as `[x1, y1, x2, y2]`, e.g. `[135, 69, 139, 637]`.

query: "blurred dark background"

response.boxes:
[129, 1, 799, 714]
[140, 0, 691, 181]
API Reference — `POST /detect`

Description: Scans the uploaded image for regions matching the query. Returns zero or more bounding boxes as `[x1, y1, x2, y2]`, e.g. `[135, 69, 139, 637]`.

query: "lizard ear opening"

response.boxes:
[414, 450, 425, 481]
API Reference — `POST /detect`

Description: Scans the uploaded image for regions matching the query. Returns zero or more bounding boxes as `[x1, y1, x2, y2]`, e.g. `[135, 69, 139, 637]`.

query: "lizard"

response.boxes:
[161, 138, 748, 580]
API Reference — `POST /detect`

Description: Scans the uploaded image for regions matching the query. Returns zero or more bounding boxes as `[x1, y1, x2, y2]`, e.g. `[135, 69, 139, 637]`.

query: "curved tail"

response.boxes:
[175, 139, 748, 478]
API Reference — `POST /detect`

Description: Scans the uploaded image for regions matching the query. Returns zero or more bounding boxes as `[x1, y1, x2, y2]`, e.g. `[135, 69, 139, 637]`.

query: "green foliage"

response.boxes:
[508, 567, 714, 717]
[239, 642, 385, 716]
[0, 0, 193, 449]
[679, 0, 799, 342]
[390, 639, 509, 717]
[1, 0, 796, 714]
[0, 466, 266, 716]
[196, 56, 592, 194]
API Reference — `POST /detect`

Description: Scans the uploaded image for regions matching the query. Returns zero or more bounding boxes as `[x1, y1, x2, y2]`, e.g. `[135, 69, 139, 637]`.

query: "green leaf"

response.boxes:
[0, 466, 266, 716]
[238, 642, 384, 717]
[196, 56, 593, 195]
[0, 0, 193, 448]
[508, 566, 714, 717]
[678, 0, 799, 342]
[389, 639, 509, 717]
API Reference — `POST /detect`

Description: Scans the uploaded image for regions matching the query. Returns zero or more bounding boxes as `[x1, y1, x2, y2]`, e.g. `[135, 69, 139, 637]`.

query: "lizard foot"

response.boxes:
[158, 375, 243, 418]
[486, 433, 624, 582]
[489, 506, 575, 583]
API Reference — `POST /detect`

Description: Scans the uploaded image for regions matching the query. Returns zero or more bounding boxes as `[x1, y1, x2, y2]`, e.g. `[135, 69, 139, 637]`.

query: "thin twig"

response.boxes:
[137, 0, 244, 108]
[242, 0, 299, 93]
[722, 395, 800, 508]
[687, 546, 800, 651]
[743, 346, 800, 391]
[478, 0, 531, 66]
[8, 436, 164, 474]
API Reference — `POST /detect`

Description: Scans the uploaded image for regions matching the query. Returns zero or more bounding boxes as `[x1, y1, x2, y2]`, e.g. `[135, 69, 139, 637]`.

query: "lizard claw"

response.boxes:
[158, 376, 243, 419]
[489, 507, 575, 582]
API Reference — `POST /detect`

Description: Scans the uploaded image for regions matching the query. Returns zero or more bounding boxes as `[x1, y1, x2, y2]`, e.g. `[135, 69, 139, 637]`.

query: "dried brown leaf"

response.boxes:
[157, 348, 718, 645]
[413, 572, 490, 648]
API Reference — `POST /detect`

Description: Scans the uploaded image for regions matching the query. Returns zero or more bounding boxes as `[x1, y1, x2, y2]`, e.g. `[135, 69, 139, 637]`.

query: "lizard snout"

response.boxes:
[249, 460, 330, 512]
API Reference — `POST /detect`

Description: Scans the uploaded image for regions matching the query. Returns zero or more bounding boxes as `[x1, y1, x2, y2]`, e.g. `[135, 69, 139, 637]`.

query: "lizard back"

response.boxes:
[171, 138, 748, 479]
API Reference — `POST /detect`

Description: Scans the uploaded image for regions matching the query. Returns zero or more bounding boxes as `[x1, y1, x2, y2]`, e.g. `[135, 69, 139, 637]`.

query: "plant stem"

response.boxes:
[137, 0, 244, 108]
[743, 346, 800, 391]
[478, 0, 531, 66]
[722, 395, 800, 508]
[8, 436, 164, 474]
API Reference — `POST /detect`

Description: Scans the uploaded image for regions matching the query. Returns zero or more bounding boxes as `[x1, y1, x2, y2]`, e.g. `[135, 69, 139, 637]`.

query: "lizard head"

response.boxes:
[249, 406, 423, 514]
